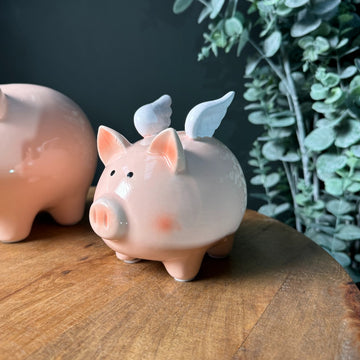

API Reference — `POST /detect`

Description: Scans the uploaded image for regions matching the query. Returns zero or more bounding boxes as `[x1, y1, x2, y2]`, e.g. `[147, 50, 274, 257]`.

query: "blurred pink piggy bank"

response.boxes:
[0, 84, 97, 243]
[90, 92, 247, 281]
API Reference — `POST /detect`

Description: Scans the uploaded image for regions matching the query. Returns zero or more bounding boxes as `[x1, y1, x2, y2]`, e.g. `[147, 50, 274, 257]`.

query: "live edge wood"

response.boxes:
[1, 189, 360, 360]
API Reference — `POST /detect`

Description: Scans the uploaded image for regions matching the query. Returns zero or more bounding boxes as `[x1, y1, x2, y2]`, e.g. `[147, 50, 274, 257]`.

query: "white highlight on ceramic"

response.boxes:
[185, 91, 235, 139]
[134, 94, 172, 137]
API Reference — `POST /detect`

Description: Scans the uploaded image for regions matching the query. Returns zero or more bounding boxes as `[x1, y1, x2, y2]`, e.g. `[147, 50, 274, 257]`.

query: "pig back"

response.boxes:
[0, 84, 96, 203]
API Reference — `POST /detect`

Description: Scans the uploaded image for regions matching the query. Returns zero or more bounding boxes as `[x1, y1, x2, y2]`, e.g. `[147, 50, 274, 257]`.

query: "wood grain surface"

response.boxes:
[1, 188, 360, 360]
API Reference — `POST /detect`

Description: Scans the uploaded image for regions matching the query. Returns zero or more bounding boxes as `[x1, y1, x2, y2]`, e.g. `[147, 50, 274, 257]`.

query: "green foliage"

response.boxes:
[173, 0, 360, 279]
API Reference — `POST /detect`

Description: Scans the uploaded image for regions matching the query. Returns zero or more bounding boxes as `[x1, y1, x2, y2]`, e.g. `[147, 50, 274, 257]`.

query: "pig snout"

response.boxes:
[89, 197, 128, 240]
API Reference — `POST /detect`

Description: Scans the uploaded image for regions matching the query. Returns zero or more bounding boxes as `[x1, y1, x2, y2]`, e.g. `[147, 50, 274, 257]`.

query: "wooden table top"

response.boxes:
[1, 189, 360, 360]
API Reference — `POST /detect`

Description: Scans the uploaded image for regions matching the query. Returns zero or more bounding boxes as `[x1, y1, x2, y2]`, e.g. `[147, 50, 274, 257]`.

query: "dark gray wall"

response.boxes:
[0, 0, 262, 209]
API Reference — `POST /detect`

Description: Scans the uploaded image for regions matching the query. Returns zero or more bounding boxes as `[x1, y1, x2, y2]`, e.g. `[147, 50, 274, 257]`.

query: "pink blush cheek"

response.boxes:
[155, 215, 181, 233]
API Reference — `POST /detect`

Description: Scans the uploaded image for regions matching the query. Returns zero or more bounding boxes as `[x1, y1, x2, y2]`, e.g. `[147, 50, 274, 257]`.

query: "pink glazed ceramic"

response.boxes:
[90, 92, 247, 281]
[0, 84, 97, 243]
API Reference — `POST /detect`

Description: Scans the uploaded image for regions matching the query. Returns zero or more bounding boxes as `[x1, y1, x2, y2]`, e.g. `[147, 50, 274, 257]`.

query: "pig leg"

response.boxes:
[48, 193, 86, 225]
[207, 233, 235, 258]
[0, 210, 37, 243]
[162, 250, 206, 282]
[115, 252, 141, 263]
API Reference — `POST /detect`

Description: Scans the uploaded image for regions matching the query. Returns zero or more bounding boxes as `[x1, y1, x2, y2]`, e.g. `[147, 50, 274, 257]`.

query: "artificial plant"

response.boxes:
[173, 0, 360, 277]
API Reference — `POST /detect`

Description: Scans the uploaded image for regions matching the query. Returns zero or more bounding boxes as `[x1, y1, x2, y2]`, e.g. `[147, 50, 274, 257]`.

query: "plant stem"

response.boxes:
[248, 38, 289, 90]
[282, 54, 312, 188]
[283, 161, 302, 231]
[197, 0, 208, 7]
[313, 155, 320, 202]
[248, 37, 312, 188]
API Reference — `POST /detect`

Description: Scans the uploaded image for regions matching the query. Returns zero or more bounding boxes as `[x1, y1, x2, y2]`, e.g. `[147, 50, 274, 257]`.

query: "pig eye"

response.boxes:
[127, 172, 134, 178]
[110, 170, 116, 176]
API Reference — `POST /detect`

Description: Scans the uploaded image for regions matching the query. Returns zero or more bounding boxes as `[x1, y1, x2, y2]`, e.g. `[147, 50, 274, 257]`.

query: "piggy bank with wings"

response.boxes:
[89, 92, 247, 281]
[0, 84, 96, 243]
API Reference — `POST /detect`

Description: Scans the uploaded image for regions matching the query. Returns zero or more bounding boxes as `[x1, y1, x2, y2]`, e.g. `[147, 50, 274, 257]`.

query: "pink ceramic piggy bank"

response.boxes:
[0, 84, 97, 243]
[90, 92, 247, 281]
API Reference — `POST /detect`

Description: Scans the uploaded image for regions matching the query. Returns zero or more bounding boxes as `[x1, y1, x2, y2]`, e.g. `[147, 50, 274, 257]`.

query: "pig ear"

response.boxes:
[185, 91, 235, 139]
[148, 128, 186, 173]
[97, 125, 131, 165]
[0, 89, 7, 120]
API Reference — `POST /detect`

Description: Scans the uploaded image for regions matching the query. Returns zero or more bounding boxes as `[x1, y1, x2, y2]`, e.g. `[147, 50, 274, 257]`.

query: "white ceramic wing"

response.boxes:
[185, 91, 235, 139]
[134, 94, 172, 137]
[0, 88, 7, 120]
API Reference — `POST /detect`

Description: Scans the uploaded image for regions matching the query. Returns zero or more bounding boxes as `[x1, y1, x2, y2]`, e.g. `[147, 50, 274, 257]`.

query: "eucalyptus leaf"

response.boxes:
[298, 36, 313, 49]
[173, 0, 194, 14]
[331, 240, 347, 252]
[264, 31, 282, 57]
[291, 12, 322, 38]
[268, 189, 281, 199]
[340, 66, 357, 79]
[351, 171, 360, 182]
[250, 193, 270, 202]
[316, 154, 347, 180]
[330, 251, 352, 267]
[336, 224, 360, 241]
[276, 4, 293, 16]
[311, 0, 340, 16]
[262, 141, 286, 161]
[280, 151, 300, 162]
[310, 200, 325, 211]
[321, 73, 340, 87]
[258, 203, 277, 217]
[312, 101, 335, 114]
[268, 128, 292, 139]
[326, 199, 355, 216]
[350, 145, 360, 157]
[264, 173, 280, 187]
[355, 58, 360, 71]
[349, 75, 360, 91]
[244, 88, 260, 101]
[269, 117, 296, 127]
[325, 178, 344, 196]
[285, 0, 308, 8]
[335, 120, 360, 148]
[274, 203, 291, 215]
[237, 28, 249, 56]
[225, 17, 243, 36]
[304, 127, 335, 151]
[324, 87, 342, 104]
[336, 38, 349, 49]
[314, 36, 330, 53]
[248, 159, 259, 167]
[250, 175, 264, 185]
[198, 5, 212, 23]
[295, 193, 310, 206]
[210, 0, 225, 19]
[312, 233, 347, 252]
[245, 56, 262, 75]
[348, 182, 360, 193]
[310, 83, 328, 100]
[248, 111, 269, 125]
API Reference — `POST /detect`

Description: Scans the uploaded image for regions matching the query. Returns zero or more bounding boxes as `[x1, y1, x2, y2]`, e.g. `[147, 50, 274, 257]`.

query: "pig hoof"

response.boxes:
[115, 252, 141, 263]
[124, 258, 141, 264]
[174, 277, 195, 282]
